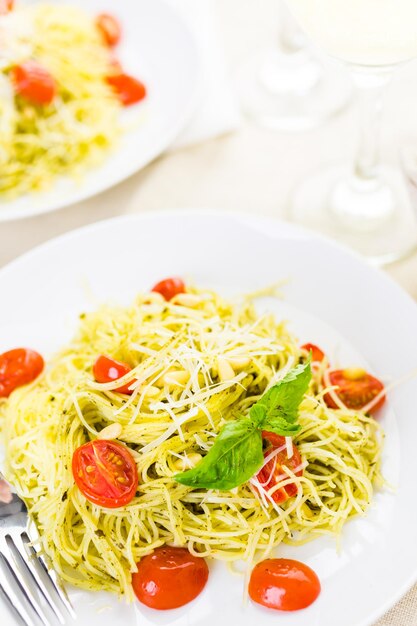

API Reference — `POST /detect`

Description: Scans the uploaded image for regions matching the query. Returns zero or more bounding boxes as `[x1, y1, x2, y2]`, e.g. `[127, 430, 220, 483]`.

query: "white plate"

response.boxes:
[1, 211, 417, 626]
[0, 0, 201, 222]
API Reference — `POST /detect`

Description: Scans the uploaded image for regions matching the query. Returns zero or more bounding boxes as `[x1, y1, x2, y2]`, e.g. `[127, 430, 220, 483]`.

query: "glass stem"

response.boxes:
[278, 3, 307, 53]
[351, 68, 392, 184]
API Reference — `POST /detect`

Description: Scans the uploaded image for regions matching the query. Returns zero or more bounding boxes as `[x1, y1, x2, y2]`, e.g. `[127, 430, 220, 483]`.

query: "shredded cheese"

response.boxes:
[0, 286, 384, 598]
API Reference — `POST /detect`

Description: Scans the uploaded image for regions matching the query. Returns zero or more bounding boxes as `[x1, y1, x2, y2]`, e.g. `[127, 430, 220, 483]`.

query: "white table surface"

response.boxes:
[1, 1, 417, 624]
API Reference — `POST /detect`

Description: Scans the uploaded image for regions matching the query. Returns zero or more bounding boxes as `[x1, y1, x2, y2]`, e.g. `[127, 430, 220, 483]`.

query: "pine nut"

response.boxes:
[226, 356, 251, 370]
[97, 423, 122, 440]
[217, 358, 235, 382]
[171, 293, 203, 307]
[343, 368, 366, 381]
[161, 370, 190, 387]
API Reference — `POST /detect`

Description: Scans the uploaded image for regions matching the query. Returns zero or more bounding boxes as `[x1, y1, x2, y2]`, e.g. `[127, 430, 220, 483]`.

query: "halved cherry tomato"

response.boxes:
[151, 277, 185, 301]
[72, 440, 138, 508]
[0, 0, 14, 14]
[324, 368, 385, 414]
[11, 61, 56, 105]
[249, 558, 321, 611]
[255, 431, 303, 504]
[300, 343, 325, 363]
[93, 355, 135, 394]
[0, 348, 44, 398]
[132, 546, 209, 609]
[96, 13, 121, 46]
[106, 73, 146, 106]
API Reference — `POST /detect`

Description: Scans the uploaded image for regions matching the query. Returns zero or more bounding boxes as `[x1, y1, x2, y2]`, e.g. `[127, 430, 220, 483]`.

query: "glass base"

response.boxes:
[289, 163, 417, 265]
[234, 46, 352, 132]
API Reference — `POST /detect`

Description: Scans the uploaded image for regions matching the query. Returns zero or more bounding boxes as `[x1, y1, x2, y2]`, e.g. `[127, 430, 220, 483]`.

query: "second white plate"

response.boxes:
[0, 0, 201, 222]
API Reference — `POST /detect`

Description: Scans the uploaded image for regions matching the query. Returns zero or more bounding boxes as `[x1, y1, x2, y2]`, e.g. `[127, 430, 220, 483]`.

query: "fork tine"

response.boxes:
[12, 532, 66, 625]
[27, 538, 76, 620]
[25, 523, 76, 620]
[0, 540, 49, 626]
[0, 575, 37, 626]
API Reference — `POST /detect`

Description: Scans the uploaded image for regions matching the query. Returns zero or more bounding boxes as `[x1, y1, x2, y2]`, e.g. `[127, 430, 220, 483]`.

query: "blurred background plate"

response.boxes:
[0, 211, 417, 626]
[0, 0, 201, 222]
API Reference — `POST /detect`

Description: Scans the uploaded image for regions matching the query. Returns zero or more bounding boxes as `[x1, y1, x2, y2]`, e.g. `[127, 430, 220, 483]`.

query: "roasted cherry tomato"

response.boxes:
[93, 355, 135, 394]
[96, 13, 121, 46]
[324, 368, 385, 414]
[0, 348, 44, 398]
[106, 73, 146, 106]
[0, 0, 14, 14]
[72, 440, 138, 508]
[249, 558, 321, 611]
[151, 277, 185, 301]
[11, 61, 56, 105]
[255, 431, 303, 504]
[132, 546, 209, 609]
[300, 343, 325, 363]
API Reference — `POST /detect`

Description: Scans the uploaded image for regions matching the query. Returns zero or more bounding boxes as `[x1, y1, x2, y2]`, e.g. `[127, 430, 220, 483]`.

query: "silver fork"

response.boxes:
[0, 478, 76, 625]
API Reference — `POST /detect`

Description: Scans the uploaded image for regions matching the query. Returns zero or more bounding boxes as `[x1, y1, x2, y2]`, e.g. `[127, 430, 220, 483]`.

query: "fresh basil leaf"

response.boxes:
[174, 418, 264, 490]
[175, 361, 311, 492]
[249, 404, 266, 426]
[262, 416, 301, 436]
[253, 360, 312, 424]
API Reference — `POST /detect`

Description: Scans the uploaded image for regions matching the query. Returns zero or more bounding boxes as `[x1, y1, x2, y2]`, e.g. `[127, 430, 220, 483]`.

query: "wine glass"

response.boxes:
[234, 1, 351, 132]
[285, 0, 417, 264]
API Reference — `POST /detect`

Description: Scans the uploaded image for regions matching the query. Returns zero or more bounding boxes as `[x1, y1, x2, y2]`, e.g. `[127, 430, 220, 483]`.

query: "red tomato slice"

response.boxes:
[96, 13, 121, 46]
[0, 348, 44, 398]
[106, 73, 146, 106]
[324, 368, 385, 414]
[72, 440, 138, 508]
[132, 547, 209, 609]
[300, 343, 325, 363]
[255, 431, 303, 504]
[93, 355, 135, 394]
[249, 558, 321, 611]
[11, 61, 56, 105]
[0, 0, 13, 14]
[151, 277, 185, 301]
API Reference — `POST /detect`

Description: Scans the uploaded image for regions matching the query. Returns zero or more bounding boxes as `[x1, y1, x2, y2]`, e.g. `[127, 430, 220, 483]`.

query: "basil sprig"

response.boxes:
[174, 360, 311, 491]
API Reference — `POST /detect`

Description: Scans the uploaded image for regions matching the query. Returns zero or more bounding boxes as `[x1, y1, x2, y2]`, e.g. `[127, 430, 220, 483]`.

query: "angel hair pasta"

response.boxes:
[0, 3, 144, 197]
[0, 286, 384, 599]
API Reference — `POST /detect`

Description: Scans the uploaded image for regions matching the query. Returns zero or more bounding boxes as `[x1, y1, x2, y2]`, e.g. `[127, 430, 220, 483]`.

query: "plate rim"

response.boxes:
[1, 208, 417, 626]
[1, 208, 416, 316]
